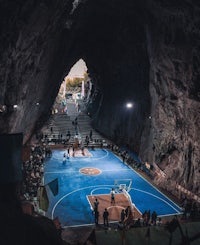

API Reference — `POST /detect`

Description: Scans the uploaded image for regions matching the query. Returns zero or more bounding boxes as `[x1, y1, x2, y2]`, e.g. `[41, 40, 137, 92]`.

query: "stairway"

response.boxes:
[41, 98, 110, 147]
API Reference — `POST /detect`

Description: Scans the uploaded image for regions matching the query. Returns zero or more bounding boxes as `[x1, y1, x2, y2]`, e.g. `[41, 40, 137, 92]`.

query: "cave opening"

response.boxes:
[52, 58, 89, 114]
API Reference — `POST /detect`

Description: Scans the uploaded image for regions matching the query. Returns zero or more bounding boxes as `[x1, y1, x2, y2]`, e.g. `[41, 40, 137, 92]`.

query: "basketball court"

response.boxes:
[44, 149, 183, 227]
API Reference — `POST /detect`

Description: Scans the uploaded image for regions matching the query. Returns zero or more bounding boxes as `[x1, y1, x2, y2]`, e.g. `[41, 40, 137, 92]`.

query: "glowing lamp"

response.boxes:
[126, 103, 133, 108]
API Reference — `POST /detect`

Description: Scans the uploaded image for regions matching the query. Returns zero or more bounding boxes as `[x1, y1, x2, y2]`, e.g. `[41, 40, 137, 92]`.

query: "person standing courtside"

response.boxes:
[94, 198, 99, 211]
[94, 209, 99, 225]
[121, 209, 126, 223]
[110, 188, 115, 204]
[103, 208, 109, 227]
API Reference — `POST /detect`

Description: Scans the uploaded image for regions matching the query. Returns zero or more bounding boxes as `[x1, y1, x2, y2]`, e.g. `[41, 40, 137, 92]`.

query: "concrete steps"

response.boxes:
[41, 98, 111, 147]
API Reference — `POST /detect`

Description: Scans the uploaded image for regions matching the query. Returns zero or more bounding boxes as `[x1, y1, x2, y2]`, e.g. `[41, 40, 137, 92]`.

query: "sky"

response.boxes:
[66, 59, 87, 78]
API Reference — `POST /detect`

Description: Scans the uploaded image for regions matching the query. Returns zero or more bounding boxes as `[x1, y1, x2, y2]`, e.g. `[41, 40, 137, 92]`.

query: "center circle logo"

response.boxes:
[80, 167, 101, 175]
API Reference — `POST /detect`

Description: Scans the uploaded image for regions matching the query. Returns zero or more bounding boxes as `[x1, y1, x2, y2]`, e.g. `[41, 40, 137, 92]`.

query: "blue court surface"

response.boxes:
[44, 149, 183, 227]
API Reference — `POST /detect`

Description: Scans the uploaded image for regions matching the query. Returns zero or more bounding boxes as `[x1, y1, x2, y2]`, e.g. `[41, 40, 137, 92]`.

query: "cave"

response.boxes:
[0, 0, 200, 218]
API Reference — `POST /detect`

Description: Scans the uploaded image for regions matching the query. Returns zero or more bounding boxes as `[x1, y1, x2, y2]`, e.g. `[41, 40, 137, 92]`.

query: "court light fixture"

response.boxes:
[126, 102, 133, 108]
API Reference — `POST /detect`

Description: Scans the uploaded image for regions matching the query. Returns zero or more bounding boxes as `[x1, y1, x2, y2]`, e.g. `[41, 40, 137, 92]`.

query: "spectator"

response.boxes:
[103, 208, 109, 227]
[110, 188, 115, 204]
[94, 198, 99, 211]
[94, 210, 99, 225]
[151, 211, 157, 225]
[121, 209, 126, 223]
[89, 130, 93, 140]
[156, 217, 162, 226]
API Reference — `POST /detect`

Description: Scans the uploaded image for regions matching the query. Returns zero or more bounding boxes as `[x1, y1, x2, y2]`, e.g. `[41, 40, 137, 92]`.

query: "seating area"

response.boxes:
[21, 145, 46, 200]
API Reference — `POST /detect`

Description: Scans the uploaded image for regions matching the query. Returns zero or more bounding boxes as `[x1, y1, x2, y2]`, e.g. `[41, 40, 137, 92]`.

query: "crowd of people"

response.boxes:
[109, 144, 154, 179]
[21, 145, 51, 201]
[181, 196, 200, 220]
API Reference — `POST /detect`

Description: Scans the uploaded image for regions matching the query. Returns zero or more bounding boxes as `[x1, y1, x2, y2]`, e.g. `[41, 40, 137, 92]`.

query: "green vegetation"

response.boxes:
[66, 77, 82, 88]
[65, 72, 89, 89]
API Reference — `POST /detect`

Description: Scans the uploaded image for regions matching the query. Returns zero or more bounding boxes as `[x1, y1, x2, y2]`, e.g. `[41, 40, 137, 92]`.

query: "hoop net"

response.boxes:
[114, 179, 132, 192]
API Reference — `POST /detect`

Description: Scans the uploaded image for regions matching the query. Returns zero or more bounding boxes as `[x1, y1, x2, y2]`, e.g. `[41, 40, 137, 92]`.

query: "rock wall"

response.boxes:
[140, 0, 200, 195]
[0, 1, 81, 142]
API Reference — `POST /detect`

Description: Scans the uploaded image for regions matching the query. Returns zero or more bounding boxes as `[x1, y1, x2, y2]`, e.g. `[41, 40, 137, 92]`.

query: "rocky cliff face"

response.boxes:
[141, 0, 200, 195]
[0, 0, 199, 196]
[0, 1, 82, 142]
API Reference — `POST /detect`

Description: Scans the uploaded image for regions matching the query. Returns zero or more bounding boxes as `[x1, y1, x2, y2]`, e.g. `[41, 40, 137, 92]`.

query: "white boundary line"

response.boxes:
[90, 187, 111, 195]
[107, 205, 124, 210]
[51, 185, 114, 219]
[132, 188, 181, 213]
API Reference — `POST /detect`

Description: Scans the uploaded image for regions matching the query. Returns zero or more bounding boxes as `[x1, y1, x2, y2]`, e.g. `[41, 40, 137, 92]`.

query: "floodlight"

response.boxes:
[126, 103, 133, 108]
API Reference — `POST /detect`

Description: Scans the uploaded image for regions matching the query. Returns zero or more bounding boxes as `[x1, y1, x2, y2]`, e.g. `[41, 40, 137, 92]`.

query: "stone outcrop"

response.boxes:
[142, 0, 200, 196]
[0, 0, 199, 196]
